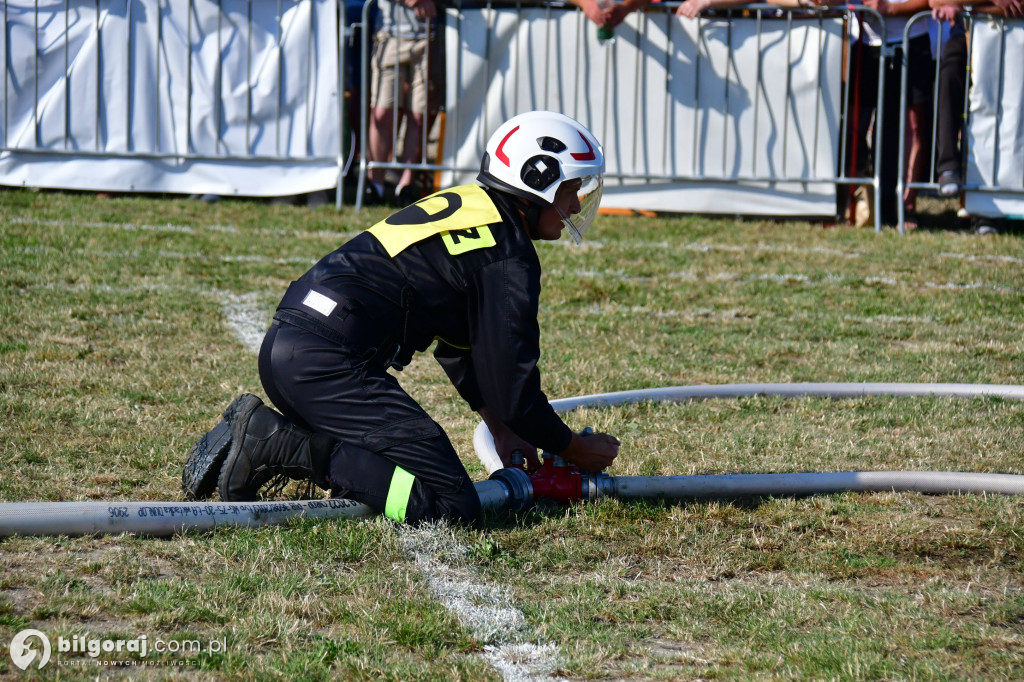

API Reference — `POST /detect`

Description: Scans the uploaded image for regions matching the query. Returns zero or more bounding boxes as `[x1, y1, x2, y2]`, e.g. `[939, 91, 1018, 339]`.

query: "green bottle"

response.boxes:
[596, 0, 615, 45]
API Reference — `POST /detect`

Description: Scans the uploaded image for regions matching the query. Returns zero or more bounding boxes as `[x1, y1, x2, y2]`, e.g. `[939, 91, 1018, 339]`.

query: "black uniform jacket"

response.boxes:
[287, 184, 573, 456]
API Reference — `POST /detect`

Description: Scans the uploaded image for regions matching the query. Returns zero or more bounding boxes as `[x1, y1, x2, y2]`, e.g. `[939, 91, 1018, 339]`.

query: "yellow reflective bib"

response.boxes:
[367, 184, 502, 257]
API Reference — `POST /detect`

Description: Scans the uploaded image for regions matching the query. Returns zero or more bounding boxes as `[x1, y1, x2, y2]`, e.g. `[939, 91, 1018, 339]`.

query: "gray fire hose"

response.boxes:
[0, 481, 519, 537]
[474, 382, 1024, 473]
[472, 382, 1024, 507]
[589, 471, 1024, 499]
[0, 498, 376, 538]
[2, 383, 1023, 537]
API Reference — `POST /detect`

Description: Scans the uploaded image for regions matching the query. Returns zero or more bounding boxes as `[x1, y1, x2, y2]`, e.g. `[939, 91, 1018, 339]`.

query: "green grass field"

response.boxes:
[2, 189, 1023, 680]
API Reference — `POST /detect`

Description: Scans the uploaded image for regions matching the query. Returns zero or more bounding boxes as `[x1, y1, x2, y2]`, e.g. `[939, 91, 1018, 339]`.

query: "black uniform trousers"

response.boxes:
[258, 320, 481, 525]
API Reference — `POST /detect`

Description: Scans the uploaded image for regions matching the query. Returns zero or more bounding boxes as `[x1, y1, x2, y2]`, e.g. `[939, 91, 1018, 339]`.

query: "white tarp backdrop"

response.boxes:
[0, 0, 344, 196]
[964, 17, 1024, 219]
[3, 3, 1020, 217]
[441, 7, 845, 216]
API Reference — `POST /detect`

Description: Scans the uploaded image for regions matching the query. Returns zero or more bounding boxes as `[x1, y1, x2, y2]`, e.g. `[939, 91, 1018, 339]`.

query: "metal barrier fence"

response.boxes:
[356, 1, 891, 226]
[898, 11, 1024, 234]
[356, 1, 1019, 232]
[3, 1, 1019, 230]
[1, 0, 349, 203]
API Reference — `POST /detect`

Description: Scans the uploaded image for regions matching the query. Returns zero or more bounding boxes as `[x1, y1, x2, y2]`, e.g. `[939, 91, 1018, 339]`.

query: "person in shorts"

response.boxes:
[366, 0, 445, 206]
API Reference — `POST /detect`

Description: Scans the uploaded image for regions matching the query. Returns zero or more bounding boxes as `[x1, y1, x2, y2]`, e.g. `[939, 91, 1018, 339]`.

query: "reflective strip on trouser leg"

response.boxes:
[384, 466, 417, 522]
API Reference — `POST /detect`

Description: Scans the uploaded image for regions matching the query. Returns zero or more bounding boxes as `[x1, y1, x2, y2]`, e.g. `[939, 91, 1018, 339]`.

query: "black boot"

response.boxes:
[218, 399, 334, 501]
[182, 393, 264, 500]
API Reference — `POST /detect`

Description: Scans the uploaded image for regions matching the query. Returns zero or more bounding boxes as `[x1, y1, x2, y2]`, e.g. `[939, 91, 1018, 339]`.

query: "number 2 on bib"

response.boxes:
[441, 225, 496, 255]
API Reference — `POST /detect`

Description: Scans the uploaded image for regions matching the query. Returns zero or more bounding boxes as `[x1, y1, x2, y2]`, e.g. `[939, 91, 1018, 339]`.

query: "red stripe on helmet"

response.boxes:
[570, 132, 596, 161]
[495, 125, 520, 167]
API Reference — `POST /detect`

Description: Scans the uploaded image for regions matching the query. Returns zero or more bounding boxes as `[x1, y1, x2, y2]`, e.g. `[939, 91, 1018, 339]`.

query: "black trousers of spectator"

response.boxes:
[852, 35, 935, 224]
[258, 320, 481, 525]
[935, 33, 967, 177]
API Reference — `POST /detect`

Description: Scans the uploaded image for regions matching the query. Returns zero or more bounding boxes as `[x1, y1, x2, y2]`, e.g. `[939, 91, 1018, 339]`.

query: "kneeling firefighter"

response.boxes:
[184, 110, 621, 525]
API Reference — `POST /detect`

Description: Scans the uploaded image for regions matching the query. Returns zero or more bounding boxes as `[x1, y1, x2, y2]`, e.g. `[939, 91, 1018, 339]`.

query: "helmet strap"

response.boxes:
[525, 202, 542, 227]
[508, 194, 543, 227]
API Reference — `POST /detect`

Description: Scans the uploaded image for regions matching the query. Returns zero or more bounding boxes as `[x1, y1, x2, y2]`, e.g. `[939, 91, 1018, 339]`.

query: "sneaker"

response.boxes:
[395, 184, 417, 207]
[973, 218, 998, 235]
[937, 170, 961, 198]
[182, 419, 232, 500]
[362, 183, 385, 207]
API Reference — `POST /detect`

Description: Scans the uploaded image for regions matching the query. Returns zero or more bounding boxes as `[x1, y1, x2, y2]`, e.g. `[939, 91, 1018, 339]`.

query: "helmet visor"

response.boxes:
[556, 173, 604, 244]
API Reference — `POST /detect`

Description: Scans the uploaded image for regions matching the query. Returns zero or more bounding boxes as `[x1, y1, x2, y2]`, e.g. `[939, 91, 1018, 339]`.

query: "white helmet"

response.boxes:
[478, 111, 605, 243]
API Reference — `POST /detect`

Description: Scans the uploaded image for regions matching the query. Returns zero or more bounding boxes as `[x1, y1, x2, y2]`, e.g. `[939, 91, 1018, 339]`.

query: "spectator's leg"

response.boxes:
[903, 102, 929, 215]
[902, 34, 937, 217]
[854, 45, 881, 182]
[878, 49, 902, 225]
[847, 41, 879, 226]
[394, 37, 433, 205]
[935, 32, 967, 192]
[368, 33, 400, 201]
[369, 106, 395, 191]
[395, 111, 424, 202]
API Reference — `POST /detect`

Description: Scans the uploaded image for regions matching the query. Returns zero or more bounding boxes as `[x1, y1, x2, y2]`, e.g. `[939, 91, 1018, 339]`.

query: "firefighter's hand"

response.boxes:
[478, 407, 541, 470]
[495, 430, 541, 470]
[560, 432, 620, 471]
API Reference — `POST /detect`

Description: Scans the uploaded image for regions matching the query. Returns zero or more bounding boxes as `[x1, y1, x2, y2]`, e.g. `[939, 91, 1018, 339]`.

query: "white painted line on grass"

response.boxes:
[940, 251, 1024, 265]
[19, 215, 1024, 284]
[220, 254, 318, 265]
[580, 302, 949, 327]
[220, 291, 270, 354]
[20, 215, 1024, 268]
[544, 238, 863, 259]
[14, 242, 316, 266]
[674, 241, 862, 259]
[12, 216, 201, 233]
[11, 216, 357, 242]
[552, 268, 1021, 293]
[483, 643, 563, 682]
[400, 525, 564, 682]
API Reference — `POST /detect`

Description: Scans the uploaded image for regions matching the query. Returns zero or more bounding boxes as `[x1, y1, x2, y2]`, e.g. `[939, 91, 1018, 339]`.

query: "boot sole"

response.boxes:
[182, 394, 263, 501]
[182, 419, 232, 500]
[217, 394, 266, 501]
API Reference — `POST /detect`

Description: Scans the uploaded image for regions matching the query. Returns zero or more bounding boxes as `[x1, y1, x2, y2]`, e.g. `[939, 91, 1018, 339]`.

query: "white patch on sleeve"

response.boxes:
[301, 290, 337, 317]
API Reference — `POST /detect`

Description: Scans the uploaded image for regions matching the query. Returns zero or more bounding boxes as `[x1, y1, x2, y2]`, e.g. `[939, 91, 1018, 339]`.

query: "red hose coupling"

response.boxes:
[528, 455, 583, 504]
